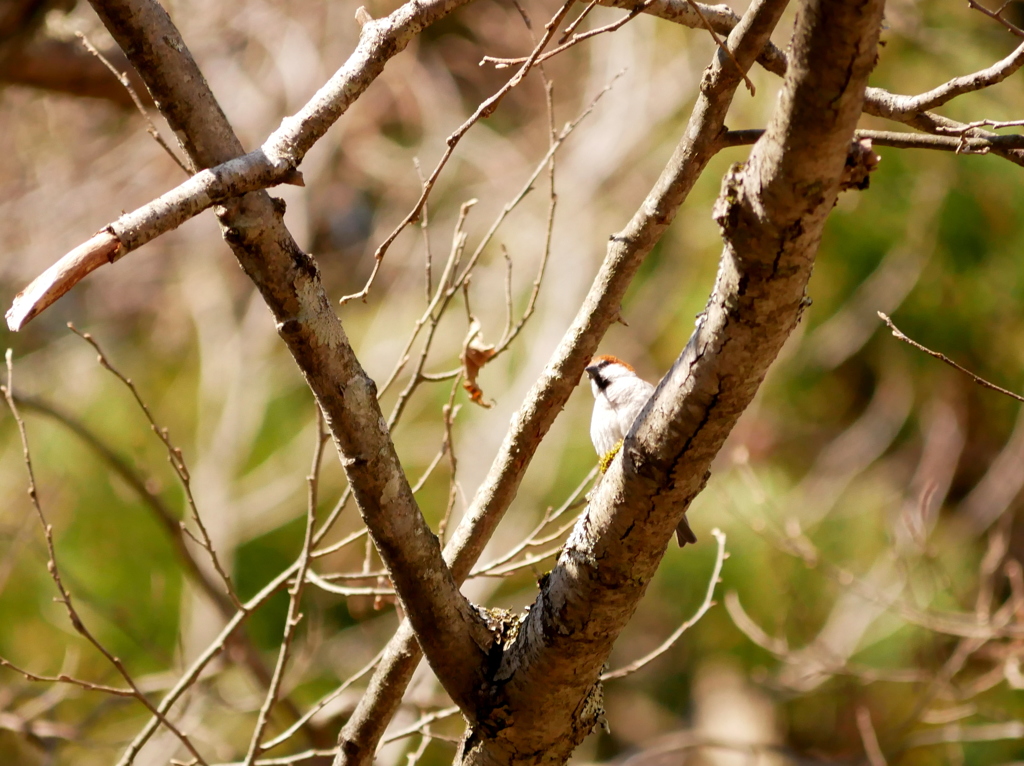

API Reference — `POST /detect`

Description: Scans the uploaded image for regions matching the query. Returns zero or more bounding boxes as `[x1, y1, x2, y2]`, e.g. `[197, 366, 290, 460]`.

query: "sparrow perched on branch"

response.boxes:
[585, 355, 698, 546]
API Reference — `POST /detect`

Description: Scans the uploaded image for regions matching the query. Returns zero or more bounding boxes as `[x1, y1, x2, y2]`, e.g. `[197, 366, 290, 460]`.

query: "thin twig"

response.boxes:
[312, 487, 354, 551]
[245, 413, 327, 763]
[878, 313, 1024, 403]
[311, 521, 365, 559]
[405, 732, 433, 766]
[69, 324, 245, 610]
[493, 78, 562, 357]
[413, 158, 434, 305]
[603, 529, 727, 680]
[260, 648, 384, 751]
[968, 0, 1024, 37]
[210, 748, 340, 765]
[380, 705, 461, 744]
[958, 118, 1024, 132]
[304, 571, 395, 597]
[438, 377, 463, 540]
[383, 204, 474, 425]
[75, 32, 190, 174]
[683, 0, 755, 95]
[307, 569, 388, 582]
[2, 350, 208, 765]
[377, 199, 474, 400]
[856, 707, 888, 766]
[471, 468, 595, 576]
[559, 0, 600, 43]
[481, 0, 655, 70]
[339, 0, 577, 304]
[0, 656, 134, 697]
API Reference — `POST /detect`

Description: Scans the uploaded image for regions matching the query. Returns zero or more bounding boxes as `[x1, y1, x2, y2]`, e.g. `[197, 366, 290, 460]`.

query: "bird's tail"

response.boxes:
[675, 516, 698, 546]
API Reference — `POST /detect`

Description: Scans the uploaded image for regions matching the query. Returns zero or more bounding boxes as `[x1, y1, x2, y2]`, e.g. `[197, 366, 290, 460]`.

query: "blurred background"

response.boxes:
[1, 0, 1023, 764]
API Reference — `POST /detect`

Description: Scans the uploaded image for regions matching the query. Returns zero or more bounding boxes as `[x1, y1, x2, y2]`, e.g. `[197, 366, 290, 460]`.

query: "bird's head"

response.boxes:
[584, 355, 638, 396]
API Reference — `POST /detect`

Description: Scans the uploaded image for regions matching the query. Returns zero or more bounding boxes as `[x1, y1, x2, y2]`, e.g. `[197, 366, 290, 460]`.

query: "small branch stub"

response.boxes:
[355, 7, 374, 26]
[6, 230, 124, 331]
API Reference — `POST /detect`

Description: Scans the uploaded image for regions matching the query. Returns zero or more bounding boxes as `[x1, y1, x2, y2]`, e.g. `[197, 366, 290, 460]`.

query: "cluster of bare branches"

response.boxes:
[2, 0, 1024, 764]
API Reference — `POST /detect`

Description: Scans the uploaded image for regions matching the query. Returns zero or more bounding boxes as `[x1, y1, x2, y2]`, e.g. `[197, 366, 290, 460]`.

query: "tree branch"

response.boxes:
[866, 41, 1024, 115]
[6, 0, 478, 331]
[83, 0, 491, 724]
[723, 127, 1024, 154]
[332, 1, 791, 761]
[624, 0, 1024, 167]
[598, 0, 788, 75]
[457, 0, 885, 762]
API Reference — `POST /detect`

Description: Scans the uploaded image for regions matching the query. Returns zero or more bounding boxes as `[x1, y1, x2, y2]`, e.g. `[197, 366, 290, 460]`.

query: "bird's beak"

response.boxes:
[584, 365, 598, 380]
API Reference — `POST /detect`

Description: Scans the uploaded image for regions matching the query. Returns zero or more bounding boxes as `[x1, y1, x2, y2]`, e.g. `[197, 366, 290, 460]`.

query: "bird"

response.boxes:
[584, 355, 698, 546]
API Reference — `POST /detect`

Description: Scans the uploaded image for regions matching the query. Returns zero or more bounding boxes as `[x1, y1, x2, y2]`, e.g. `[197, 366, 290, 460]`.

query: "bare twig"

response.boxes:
[438, 379, 462, 540]
[856, 707, 888, 766]
[304, 571, 395, 597]
[493, 79, 564, 357]
[879, 313, 1024, 403]
[684, 0, 755, 95]
[380, 705, 461, 744]
[339, 0, 578, 304]
[2, 350, 208, 765]
[69, 324, 244, 609]
[471, 468, 595, 577]
[559, 0, 599, 43]
[968, 0, 1024, 36]
[872, 41, 1024, 119]
[0, 656, 134, 697]
[469, 541, 566, 578]
[260, 648, 384, 752]
[482, 0, 654, 70]
[958, 118, 1024, 132]
[722, 128, 1024, 154]
[76, 31, 189, 173]
[603, 529, 727, 680]
[312, 520, 365, 559]
[245, 415, 327, 763]
[414, 159, 434, 305]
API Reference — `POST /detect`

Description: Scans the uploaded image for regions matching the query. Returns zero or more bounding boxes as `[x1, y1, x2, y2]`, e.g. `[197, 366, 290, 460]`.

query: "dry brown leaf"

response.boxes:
[461, 318, 496, 408]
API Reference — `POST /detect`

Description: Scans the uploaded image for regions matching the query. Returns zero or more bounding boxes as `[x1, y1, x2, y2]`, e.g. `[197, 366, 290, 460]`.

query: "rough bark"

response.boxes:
[456, 0, 885, 763]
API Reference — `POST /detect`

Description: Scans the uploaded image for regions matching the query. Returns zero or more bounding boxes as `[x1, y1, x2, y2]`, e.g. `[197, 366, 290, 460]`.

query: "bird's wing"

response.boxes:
[616, 379, 656, 438]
